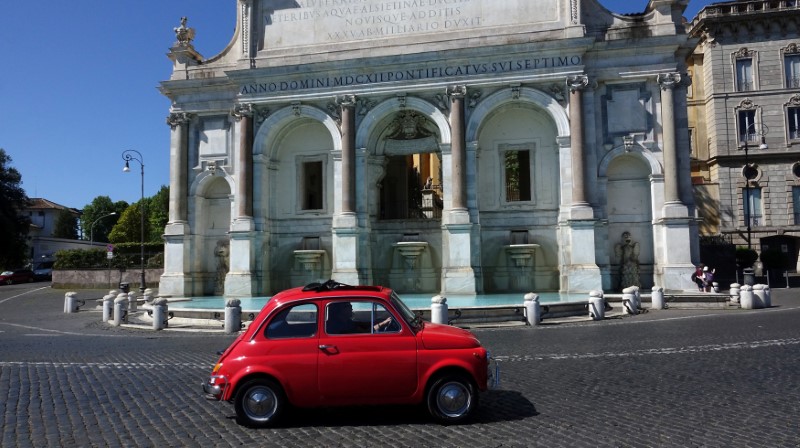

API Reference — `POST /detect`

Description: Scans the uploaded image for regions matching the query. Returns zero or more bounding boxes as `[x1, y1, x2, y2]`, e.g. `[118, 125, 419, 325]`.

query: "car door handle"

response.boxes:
[319, 345, 339, 354]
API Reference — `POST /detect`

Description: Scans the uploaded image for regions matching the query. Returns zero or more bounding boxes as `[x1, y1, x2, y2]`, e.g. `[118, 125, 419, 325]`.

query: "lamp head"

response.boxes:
[123, 161, 131, 172]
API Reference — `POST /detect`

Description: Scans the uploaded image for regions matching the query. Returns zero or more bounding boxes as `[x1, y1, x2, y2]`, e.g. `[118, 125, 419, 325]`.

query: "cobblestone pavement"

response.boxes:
[1, 284, 799, 447]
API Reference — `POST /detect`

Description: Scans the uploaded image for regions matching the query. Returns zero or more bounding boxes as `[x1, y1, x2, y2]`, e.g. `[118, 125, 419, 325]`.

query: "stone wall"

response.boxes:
[52, 269, 164, 290]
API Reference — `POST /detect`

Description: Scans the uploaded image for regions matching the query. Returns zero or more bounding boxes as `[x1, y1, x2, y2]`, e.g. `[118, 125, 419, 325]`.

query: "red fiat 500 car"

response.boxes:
[203, 280, 498, 427]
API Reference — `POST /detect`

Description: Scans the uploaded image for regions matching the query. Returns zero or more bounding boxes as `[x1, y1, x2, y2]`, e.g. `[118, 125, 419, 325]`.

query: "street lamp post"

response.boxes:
[739, 124, 768, 250]
[122, 149, 146, 293]
[89, 212, 117, 246]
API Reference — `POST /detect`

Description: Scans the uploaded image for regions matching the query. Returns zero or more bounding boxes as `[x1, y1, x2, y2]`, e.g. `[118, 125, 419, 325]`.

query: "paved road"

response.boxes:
[1, 284, 799, 447]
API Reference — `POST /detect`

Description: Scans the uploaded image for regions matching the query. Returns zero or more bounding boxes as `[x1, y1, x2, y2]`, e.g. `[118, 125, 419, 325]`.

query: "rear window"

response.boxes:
[265, 304, 318, 339]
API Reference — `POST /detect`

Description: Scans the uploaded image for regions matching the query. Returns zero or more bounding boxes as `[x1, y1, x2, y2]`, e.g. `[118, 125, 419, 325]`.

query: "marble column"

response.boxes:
[232, 103, 254, 224]
[340, 95, 357, 215]
[160, 112, 194, 297]
[448, 85, 467, 212]
[226, 103, 256, 297]
[567, 75, 593, 219]
[332, 94, 361, 286]
[441, 85, 476, 294]
[166, 112, 191, 225]
[657, 73, 682, 209]
[656, 72, 695, 291]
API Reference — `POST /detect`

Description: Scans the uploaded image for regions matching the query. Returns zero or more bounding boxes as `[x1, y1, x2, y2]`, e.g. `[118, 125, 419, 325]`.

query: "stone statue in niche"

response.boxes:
[614, 231, 641, 290]
[214, 240, 230, 295]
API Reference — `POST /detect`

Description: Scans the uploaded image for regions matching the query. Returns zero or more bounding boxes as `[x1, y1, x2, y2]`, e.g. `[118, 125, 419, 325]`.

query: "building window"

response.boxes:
[504, 148, 532, 202]
[301, 160, 323, 210]
[793, 187, 800, 225]
[789, 107, 800, 141]
[743, 187, 762, 227]
[735, 58, 753, 92]
[738, 109, 757, 143]
[785, 53, 800, 88]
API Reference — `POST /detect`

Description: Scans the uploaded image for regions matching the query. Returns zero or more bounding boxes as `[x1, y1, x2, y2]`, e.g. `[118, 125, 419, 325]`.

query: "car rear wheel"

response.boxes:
[234, 378, 286, 428]
[426, 373, 477, 424]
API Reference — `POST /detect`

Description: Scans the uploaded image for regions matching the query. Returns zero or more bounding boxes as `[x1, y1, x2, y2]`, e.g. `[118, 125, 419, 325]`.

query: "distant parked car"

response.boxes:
[203, 280, 498, 428]
[33, 261, 54, 280]
[0, 269, 35, 285]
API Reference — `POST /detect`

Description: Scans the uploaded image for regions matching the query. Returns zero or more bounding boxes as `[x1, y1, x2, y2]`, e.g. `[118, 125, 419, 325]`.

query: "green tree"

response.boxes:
[148, 185, 169, 241]
[53, 209, 78, 239]
[80, 196, 127, 243]
[108, 201, 147, 244]
[0, 148, 31, 268]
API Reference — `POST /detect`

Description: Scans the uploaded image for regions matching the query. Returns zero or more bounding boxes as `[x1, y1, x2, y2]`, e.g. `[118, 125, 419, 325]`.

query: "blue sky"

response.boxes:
[0, 0, 712, 210]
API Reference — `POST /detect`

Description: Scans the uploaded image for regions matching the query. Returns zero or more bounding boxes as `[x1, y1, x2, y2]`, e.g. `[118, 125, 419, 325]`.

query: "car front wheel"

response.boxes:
[426, 374, 477, 424]
[233, 378, 286, 428]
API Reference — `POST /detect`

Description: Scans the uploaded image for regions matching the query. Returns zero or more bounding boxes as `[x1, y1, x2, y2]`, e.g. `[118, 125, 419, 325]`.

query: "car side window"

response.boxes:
[265, 303, 318, 339]
[326, 300, 400, 335]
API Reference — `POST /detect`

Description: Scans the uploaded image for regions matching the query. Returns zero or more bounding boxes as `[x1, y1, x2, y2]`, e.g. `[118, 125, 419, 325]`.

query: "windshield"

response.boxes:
[391, 292, 423, 332]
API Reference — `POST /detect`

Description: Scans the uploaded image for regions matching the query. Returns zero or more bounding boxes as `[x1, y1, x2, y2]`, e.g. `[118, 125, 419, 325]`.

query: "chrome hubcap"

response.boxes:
[437, 382, 470, 418]
[244, 387, 277, 421]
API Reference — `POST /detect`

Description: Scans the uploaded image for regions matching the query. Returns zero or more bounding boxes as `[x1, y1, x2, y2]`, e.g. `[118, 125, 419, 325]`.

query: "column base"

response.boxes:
[332, 218, 361, 285]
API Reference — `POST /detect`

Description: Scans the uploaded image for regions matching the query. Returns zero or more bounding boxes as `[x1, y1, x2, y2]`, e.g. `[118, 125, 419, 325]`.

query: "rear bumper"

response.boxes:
[202, 375, 229, 400]
[487, 356, 500, 389]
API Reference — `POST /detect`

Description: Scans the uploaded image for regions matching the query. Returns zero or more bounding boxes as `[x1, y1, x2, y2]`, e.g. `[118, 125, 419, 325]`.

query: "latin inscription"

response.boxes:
[240, 55, 582, 95]
[263, 0, 558, 47]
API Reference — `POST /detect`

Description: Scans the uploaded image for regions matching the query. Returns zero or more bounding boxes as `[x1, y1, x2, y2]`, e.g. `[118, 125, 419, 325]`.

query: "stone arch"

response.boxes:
[357, 96, 451, 149]
[254, 104, 342, 160]
[598, 146, 664, 178]
[466, 87, 570, 142]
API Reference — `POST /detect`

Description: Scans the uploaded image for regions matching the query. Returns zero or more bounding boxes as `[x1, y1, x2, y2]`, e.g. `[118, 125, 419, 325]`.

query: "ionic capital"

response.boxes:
[166, 112, 192, 129]
[231, 103, 255, 121]
[567, 75, 589, 93]
[657, 72, 682, 90]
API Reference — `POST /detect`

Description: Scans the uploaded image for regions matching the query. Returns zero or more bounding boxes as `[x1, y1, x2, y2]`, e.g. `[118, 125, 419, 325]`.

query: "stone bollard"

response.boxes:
[712, 282, 720, 293]
[588, 290, 604, 321]
[112, 294, 129, 326]
[431, 296, 448, 325]
[651, 286, 665, 310]
[523, 293, 540, 326]
[152, 297, 169, 331]
[753, 284, 766, 309]
[143, 288, 154, 304]
[224, 299, 242, 334]
[632, 286, 641, 311]
[102, 294, 114, 323]
[763, 285, 771, 308]
[622, 287, 637, 315]
[729, 283, 741, 304]
[740, 285, 755, 310]
[127, 291, 138, 312]
[64, 292, 78, 313]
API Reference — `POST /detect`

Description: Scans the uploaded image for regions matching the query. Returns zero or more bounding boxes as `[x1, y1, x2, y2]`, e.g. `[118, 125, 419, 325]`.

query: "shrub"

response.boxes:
[735, 247, 758, 269]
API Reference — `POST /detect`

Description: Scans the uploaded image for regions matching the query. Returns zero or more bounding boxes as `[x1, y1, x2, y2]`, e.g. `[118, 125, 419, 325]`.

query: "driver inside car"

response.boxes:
[326, 301, 394, 334]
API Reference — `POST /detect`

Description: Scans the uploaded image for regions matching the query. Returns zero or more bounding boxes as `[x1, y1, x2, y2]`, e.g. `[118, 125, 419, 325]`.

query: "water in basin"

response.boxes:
[167, 292, 586, 311]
